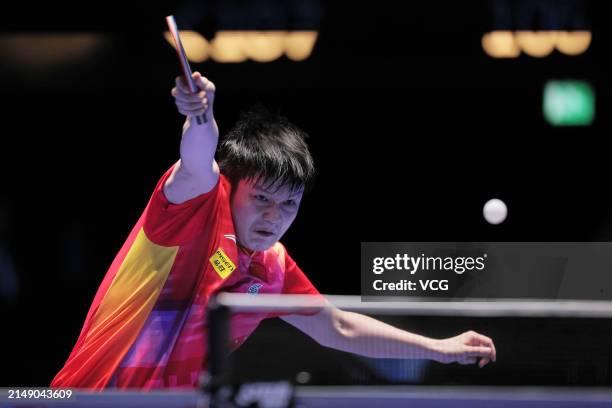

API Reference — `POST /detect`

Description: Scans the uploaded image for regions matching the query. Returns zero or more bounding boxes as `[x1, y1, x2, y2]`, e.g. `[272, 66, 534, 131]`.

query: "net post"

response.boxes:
[202, 295, 231, 407]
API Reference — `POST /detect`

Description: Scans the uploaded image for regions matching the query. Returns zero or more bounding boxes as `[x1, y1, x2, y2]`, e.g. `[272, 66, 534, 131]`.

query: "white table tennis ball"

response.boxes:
[483, 198, 507, 224]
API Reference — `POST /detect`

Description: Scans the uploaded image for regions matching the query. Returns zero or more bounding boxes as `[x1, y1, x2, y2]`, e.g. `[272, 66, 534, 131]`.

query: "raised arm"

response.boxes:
[164, 72, 220, 204]
[282, 307, 496, 367]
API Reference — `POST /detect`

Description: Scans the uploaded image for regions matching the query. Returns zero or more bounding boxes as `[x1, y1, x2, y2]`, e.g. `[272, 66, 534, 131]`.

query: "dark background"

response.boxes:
[1, 0, 611, 386]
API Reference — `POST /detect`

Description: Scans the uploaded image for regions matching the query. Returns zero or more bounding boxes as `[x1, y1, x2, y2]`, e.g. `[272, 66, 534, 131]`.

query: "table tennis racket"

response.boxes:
[166, 15, 207, 125]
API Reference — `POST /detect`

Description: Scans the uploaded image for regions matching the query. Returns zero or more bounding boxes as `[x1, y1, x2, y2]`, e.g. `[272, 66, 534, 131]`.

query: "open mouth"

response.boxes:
[255, 230, 274, 237]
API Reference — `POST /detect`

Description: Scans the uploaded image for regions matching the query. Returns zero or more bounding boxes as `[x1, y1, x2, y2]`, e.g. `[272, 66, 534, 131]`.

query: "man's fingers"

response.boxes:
[172, 88, 206, 103]
[178, 108, 207, 118]
[488, 340, 497, 362]
[475, 333, 497, 362]
[177, 104, 208, 116]
[178, 104, 208, 114]
[193, 72, 216, 94]
[487, 338, 497, 362]
[175, 76, 193, 93]
[172, 73, 214, 119]
[478, 357, 490, 368]
[466, 331, 497, 363]
[466, 346, 493, 358]
[176, 99, 208, 111]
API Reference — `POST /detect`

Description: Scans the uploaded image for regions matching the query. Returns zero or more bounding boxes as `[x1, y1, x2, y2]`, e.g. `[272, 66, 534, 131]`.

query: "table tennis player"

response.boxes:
[51, 72, 496, 389]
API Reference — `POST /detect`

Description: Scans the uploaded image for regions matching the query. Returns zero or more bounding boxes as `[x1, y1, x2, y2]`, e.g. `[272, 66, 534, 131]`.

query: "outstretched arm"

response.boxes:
[164, 72, 220, 204]
[282, 307, 496, 367]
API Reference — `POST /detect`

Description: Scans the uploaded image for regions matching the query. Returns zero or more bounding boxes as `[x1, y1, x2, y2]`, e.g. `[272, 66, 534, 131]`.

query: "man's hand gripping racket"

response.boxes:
[166, 15, 214, 125]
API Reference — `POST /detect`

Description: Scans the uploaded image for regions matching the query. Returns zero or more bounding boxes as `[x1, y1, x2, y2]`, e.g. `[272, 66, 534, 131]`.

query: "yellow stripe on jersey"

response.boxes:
[87, 228, 179, 342]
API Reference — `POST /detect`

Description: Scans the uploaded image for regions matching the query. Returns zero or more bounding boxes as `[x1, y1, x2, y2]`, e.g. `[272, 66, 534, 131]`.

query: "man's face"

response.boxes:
[230, 178, 304, 251]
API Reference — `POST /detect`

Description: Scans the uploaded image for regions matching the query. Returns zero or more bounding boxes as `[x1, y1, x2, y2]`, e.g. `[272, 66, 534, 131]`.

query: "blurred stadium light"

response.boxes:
[164, 0, 323, 63]
[483, 0, 591, 58]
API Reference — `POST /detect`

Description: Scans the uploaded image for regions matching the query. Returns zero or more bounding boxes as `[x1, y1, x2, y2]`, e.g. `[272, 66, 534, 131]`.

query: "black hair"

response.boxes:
[218, 105, 316, 194]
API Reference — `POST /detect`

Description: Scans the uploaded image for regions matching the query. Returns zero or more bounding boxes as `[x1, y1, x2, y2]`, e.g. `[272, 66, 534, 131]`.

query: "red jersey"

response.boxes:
[51, 164, 320, 389]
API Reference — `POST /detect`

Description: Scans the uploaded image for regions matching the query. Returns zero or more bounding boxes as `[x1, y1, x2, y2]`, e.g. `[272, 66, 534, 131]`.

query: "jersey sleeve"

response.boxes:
[143, 162, 222, 246]
[282, 250, 320, 296]
[265, 247, 322, 319]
